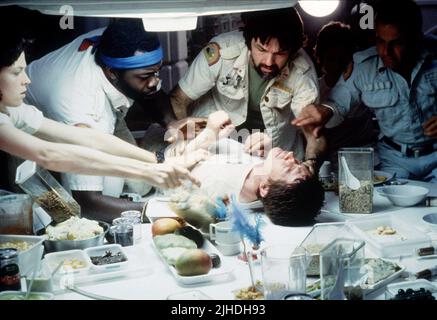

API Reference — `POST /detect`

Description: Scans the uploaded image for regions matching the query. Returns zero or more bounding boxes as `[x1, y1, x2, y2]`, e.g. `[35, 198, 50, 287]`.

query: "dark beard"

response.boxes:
[254, 63, 280, 80]
[116, 77, 160, 102]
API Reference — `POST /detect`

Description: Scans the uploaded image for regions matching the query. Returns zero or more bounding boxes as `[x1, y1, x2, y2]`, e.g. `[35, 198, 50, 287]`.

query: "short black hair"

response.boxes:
[315, 21, 355, 61]
[241, 7, 305, 54]
[375, 0, 423, 41]
[0, 27, 31, 70]
[95, 18, 161, 68]
[260, 175, 325, 227]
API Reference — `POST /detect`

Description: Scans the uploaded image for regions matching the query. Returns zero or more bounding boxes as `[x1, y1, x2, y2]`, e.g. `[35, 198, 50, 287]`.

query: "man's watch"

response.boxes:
[155, 149, 165, 163]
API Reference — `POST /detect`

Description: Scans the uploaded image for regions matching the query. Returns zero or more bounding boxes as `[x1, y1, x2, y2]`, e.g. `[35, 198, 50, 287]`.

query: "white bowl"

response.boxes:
[376, 185, 429, 207]
[422, 213, 437, 233]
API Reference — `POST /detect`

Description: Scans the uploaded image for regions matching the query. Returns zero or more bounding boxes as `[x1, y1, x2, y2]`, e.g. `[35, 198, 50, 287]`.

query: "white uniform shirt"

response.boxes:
[179, 31, 320, 160]
[25, 28, 132, 192]
[0, 103, 44, 134]
[191, 139, 263, 209]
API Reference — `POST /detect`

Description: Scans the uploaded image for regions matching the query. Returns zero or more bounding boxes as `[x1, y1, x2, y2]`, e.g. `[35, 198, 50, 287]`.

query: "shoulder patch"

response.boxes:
[203, 42, 221, 66]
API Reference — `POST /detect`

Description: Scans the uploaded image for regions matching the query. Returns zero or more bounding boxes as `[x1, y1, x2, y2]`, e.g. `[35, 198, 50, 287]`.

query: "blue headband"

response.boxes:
[99, 46, 164, 69]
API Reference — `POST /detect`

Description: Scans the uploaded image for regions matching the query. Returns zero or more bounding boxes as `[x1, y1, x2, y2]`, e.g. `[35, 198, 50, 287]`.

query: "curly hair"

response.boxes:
[260, 175, 325, 227]
[95, 18, 161, 68]
[241, 7, 305, 55]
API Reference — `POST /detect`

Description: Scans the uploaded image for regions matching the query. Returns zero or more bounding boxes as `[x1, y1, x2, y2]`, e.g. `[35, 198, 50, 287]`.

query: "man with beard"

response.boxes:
[292, 0, 437, 182]
[23, 19, 182, 221]
[169, 7, 320, 160]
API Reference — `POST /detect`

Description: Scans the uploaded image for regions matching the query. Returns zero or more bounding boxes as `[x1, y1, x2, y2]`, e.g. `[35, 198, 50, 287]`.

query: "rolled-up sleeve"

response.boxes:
[178, 46, 222, 101]
[290, 71, 319, 116]
[7, 104, 44, 135]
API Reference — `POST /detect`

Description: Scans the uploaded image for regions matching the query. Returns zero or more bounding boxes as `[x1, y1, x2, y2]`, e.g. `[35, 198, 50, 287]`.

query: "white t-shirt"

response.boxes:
[191, 139, 263, 210]
[25, 28, 132, 192]
[0, 103, 44, 134]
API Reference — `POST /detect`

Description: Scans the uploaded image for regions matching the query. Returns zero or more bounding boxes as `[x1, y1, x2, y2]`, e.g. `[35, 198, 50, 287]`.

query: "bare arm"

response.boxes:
[169, 84, 194, 120]
[35, 118, 157, 163]
[0, 124, 199, 189]
[301, 124, 327, 161]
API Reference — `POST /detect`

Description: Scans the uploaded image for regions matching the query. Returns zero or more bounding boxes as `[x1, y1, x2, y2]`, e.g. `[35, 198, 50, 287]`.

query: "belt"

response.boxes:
[382, 137, 435, 158]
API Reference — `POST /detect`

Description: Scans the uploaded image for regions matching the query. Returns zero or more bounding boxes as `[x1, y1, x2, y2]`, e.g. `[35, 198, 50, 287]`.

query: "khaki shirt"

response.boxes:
[179, 31, 319, 158]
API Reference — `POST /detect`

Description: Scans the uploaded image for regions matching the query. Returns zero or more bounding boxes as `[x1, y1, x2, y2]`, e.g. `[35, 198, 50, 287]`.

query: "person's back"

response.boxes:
[25, 28, 116, 132]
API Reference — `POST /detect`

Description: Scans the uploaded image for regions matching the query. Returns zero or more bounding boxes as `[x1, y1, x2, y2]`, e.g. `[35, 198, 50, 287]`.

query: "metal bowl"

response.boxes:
[43, 221, 110, 253]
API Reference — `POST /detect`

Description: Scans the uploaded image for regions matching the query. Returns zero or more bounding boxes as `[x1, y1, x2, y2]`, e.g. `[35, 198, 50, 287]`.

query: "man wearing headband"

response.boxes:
[21, 19, 179, 221]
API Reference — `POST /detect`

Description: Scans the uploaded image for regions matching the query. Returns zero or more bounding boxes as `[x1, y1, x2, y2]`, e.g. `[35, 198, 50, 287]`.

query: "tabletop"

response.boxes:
[52, 180, 437, 300]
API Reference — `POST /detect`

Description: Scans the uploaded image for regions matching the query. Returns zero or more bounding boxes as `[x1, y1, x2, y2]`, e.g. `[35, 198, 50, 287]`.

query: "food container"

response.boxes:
[25, 260, 54, 293]
[346, 215, 431, 258]
[320, 238, 366, 300]
[0, 234, 44, 276]
[298, 222, 355, 276]
[0, 291, 54, 300]
[15, 160, 80, 224]
[42, 221, 110, 253]
[338, 148, 374, 213]
[0, 194, 33, 235]
[84, 244, 128, 272]
[385, 279, 437, 300]
[44, 249, 92, 276]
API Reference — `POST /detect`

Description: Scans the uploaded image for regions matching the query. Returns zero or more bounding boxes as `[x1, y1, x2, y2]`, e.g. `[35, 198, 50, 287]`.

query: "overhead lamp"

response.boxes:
[142, 16, 198, 32]
[298, 0, 340, 17]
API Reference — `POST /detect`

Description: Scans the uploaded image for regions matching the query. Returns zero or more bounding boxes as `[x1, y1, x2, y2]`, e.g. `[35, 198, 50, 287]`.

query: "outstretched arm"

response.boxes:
[301, 124, 327, 170]
[0, 124, 199, 189]
[35, 118, 158, 164]
[170, 84, 194, 120]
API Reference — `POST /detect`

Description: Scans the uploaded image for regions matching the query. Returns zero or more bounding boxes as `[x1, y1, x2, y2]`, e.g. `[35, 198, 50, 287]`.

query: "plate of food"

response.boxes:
[374, 171, 394, 185]
[151, 220, 233, 285]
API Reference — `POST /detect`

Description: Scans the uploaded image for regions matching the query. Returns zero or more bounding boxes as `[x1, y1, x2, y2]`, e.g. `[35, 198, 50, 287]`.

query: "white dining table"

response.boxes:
[53, 180, 437, 300]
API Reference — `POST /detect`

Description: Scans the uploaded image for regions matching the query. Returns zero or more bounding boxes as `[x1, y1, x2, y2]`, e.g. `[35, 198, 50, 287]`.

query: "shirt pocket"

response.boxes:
[265, 88, 292, 110]
[361, 82, 399, 109]
[215, 82, 245, 115]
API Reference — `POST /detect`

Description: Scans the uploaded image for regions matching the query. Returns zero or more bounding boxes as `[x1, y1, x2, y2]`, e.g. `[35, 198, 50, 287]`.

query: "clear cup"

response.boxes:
[0, 194, 33, 235]
[261, 244, 309, 300]
[111, 218, 134, 247]
[121, 210, 142, 244]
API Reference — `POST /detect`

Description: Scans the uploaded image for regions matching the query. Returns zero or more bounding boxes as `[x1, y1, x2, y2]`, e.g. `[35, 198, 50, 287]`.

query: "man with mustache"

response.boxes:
[170, 7, 319, 161]
[22, 19, 182, 221]
[292, 0, 437, 183]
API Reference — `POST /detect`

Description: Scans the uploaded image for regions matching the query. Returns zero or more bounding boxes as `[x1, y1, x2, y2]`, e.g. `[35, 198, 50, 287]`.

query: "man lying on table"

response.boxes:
[163, 111, 326, 227]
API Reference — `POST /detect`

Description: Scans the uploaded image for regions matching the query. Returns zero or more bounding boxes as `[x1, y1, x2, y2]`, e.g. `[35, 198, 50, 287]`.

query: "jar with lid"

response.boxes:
[0, 248, 21, 292]
[15, 160, 80, 224]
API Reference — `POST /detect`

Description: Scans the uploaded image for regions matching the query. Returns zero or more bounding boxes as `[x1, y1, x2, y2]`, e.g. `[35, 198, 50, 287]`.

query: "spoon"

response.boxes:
[340, 156, 360, 190]
[25, 246, 44, 299]
[328, 257, 346, 300]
